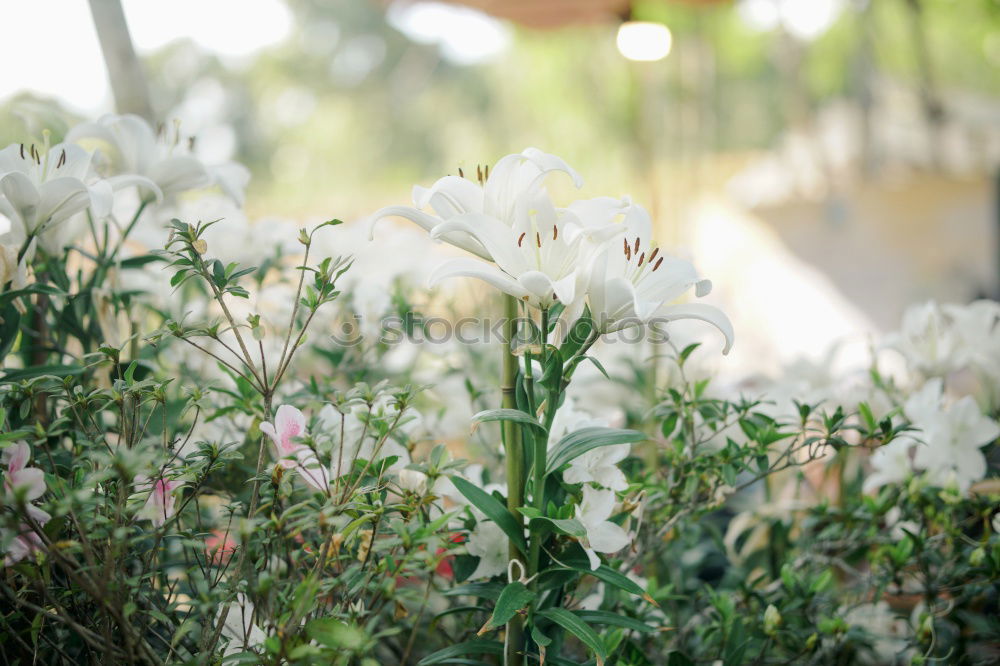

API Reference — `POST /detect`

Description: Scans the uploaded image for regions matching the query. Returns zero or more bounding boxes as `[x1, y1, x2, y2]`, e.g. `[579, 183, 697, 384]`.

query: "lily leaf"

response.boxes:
[537, 607, 607, 666]
[449, 476, 527, 555]
[546, 427, 645, 475]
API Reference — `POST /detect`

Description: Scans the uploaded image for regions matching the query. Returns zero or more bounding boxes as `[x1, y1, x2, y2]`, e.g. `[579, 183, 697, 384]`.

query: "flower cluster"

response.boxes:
[0, 113, 248, 281]
[371, 148, 733, 350]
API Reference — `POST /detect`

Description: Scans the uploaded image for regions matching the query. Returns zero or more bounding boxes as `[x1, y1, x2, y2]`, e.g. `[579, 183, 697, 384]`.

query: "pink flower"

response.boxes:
[260, 405, 308, 466]
[2, 530, 45, 566]
[205, 529, 238, 565]
[260, 405, 329, 493]
[136, 475, 183, 528]
[2, 442, 50, 566]
[3, 442, 46, 503]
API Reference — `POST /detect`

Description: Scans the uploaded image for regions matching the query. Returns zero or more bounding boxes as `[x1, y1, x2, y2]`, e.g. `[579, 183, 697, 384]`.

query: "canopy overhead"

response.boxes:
[386, 0, 729, 29]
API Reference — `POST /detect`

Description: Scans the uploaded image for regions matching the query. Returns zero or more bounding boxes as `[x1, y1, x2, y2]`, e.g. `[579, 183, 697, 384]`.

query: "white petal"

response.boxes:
[657, 303, 734, 354]
[587, 521, 631, 554]
[369, 205, 490, 260]
[36, 177, 91, 227]
[429, 257, 529, 300]
[583, 546, 601, 570]
[108, 174, 163, 202]
[413, 175, 483, 217]
[432, 214, 529, 275]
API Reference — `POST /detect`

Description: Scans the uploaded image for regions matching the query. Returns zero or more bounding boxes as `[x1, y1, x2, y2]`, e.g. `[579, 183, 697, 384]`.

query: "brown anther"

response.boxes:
[648, 247, 659, 264]
[653, 257, 664, 272]
[517, 232, 526, 247]
[637, 252, 645, 266]
[19, 144, 24, 159]
[189, 136, 196, 151]
[552, 225, 558, 241]
[535, 231, 541, 248]
[623, 238, 631, 260]
[484, 164, 489, 180]
[57, 149, 66, 168]
[458, 167, 464, 178]
[634, 237, 640, 254]
[476, 165, 483, 183]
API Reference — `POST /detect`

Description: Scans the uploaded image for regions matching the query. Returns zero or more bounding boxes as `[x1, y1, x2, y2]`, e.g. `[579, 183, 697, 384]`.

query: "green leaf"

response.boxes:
[443, 582, 506, 601]
[478, 582, 535, 635]
[1, 364, 85, 383]
[537, 607, 607, 665]
[528, 516, 587, 538]
[557, 554, 657, 605]
[471, 408, 546, 434]
[417, 640, 504, 665]
[575, 611, 658, 633]
[546, 427, 645, 475]
[450, 475, 526, 555]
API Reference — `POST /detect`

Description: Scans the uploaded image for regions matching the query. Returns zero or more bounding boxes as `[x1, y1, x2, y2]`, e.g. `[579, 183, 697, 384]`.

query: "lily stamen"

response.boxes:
[517, 232, 526, 247]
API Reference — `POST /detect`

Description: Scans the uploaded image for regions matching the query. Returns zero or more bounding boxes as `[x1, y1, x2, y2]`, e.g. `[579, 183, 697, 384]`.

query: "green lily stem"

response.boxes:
[527, 308, 550, 586]
[500, 294, 525, 666]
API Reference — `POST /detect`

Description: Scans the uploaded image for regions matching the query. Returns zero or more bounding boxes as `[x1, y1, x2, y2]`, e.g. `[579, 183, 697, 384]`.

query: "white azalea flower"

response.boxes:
[0, 141, 111, 252]
[913, 397, 998, 492]
[862, 437, 915, 494]
[465, 520, 508, 579]
[397, 468, 428, 494]
[887, 302, 966, 377]
[902, 379, 1000, 493]
[67, 114, 249, 205]
[369, 147, 582, 260]
[547, 400, 609, 450]
[584, 201, 733, 353]
[219, 593, 266, 656]
[575, 485, 631, 570]
[564, 444, 630, 491]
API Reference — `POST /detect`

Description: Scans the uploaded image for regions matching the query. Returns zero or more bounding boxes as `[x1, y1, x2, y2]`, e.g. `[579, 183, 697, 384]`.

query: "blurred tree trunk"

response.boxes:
[88, 0, 154, 120]
[904, 0, 944, 168]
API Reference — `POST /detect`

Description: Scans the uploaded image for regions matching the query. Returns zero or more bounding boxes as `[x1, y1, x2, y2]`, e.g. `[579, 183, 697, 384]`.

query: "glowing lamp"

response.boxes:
[616, 21, 672, 62]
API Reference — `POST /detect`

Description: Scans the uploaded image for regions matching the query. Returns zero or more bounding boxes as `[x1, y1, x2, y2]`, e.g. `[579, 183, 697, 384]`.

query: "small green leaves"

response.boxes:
[477, 581, 535, 635]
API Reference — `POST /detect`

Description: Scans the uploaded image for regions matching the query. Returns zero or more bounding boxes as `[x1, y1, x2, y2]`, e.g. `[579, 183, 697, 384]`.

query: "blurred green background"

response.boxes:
[3, 0, 999, 368]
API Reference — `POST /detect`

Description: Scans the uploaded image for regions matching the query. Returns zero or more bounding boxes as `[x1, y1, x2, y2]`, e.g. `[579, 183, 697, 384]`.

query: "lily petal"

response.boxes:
[657, 303, 735, 354]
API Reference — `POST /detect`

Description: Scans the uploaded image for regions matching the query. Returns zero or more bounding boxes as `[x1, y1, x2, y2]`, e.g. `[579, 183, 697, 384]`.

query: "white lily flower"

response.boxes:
[465, 520, 508, 579]
[369, 147, 582, 260]
[564, 443, 631, 491]
[575, 485, 631, 570]
[0, 141, 111, 252]
[428, 188, 591, 313]
[67, 114, 250, 205]
[585, 202, 733, 353]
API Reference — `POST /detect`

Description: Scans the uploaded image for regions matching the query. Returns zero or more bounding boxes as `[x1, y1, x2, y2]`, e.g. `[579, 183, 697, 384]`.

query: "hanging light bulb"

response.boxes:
[616, 20, 672, 61]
